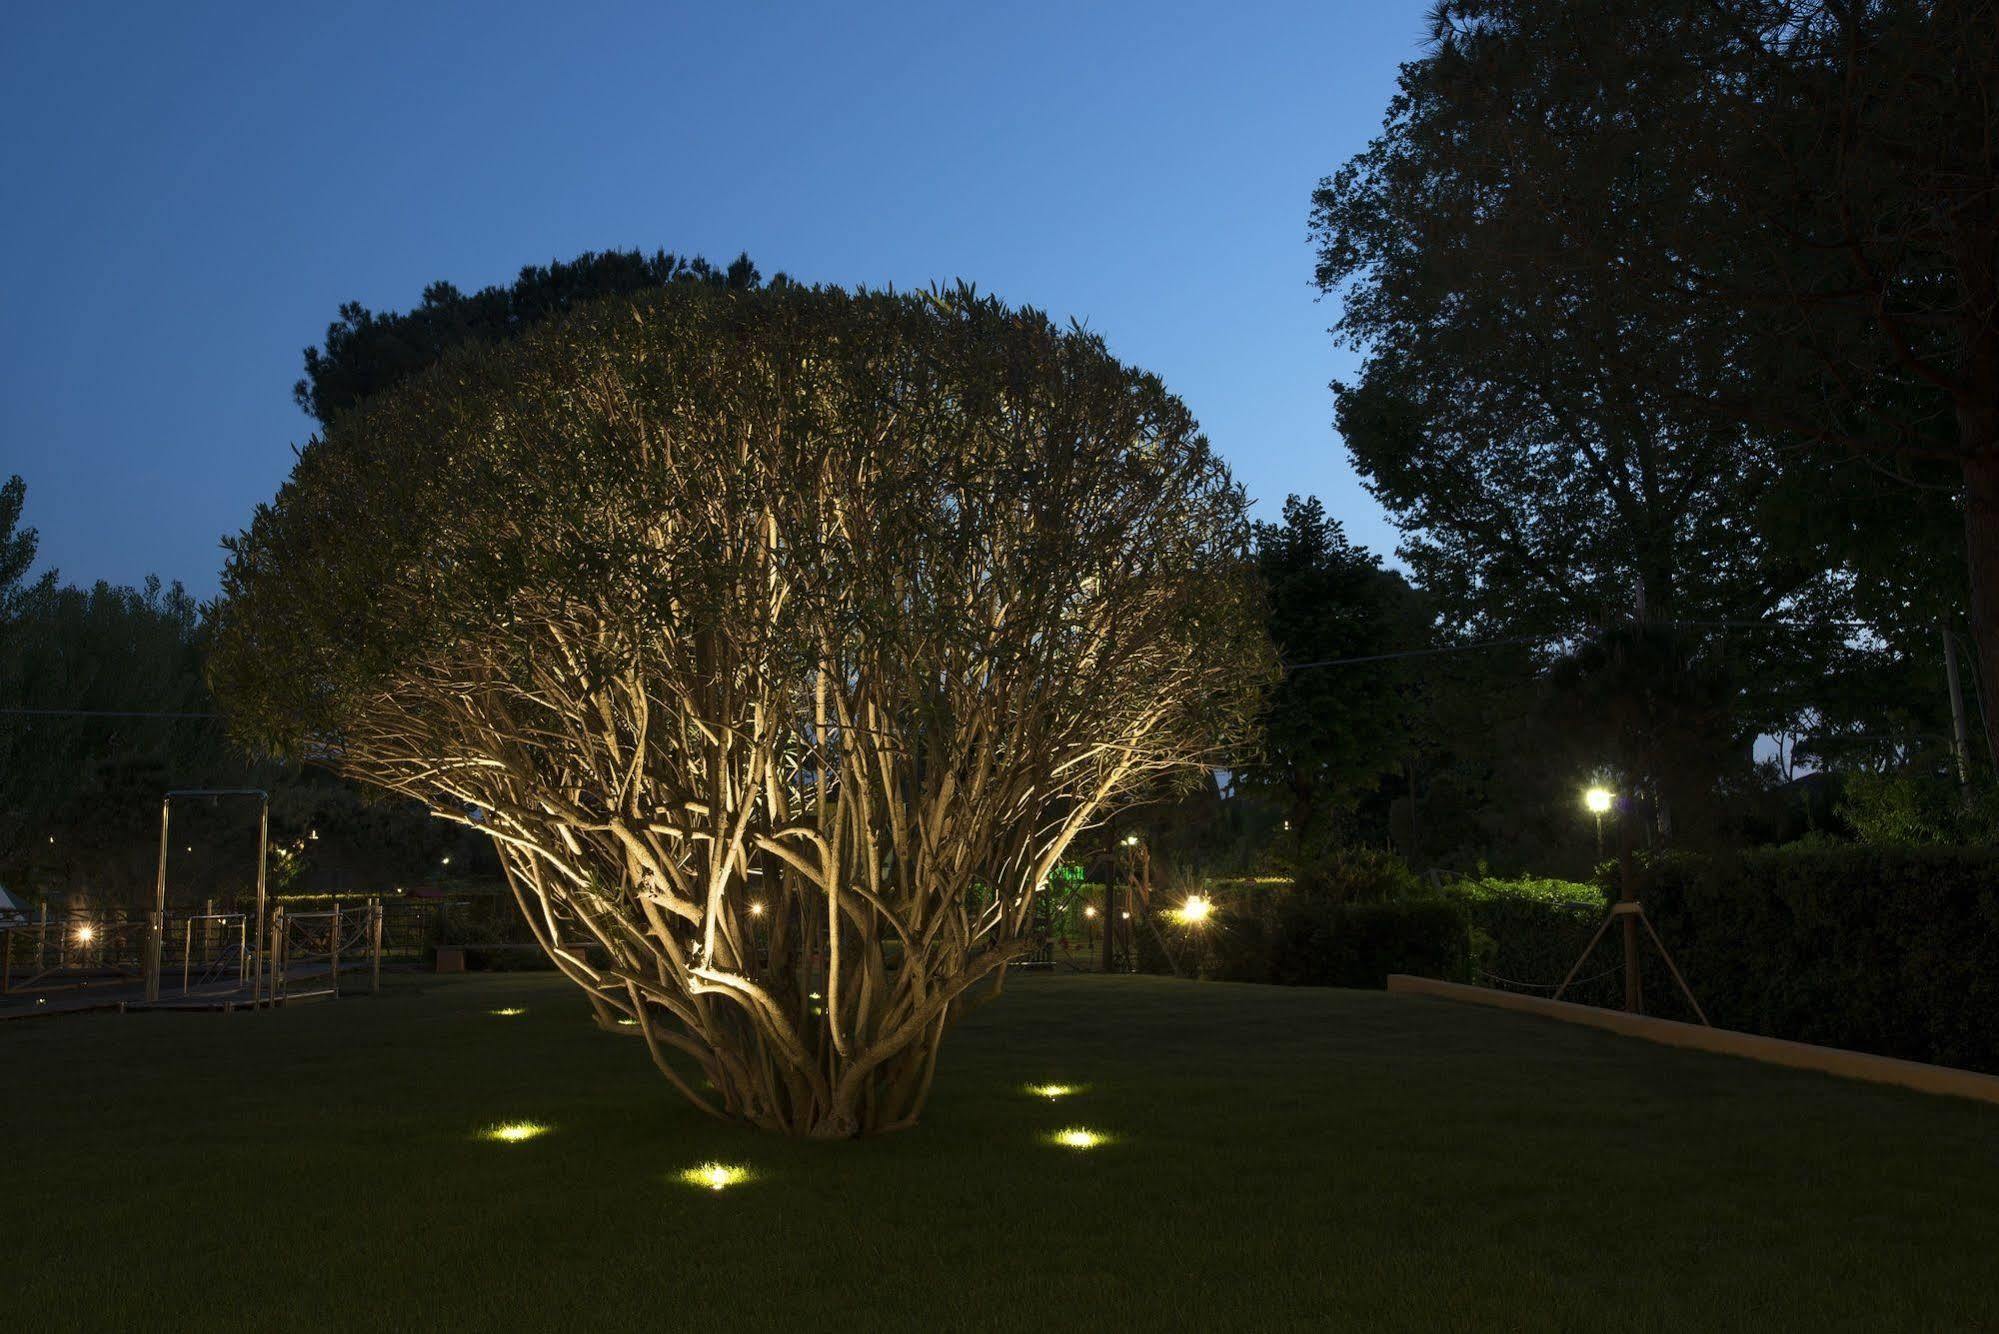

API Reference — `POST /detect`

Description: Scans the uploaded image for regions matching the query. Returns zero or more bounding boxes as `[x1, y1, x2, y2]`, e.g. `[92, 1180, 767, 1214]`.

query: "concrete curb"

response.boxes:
[1386, 973, 1999, 1108]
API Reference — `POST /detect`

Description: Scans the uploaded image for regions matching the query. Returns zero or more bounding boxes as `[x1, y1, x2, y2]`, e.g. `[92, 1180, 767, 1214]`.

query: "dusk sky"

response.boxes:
[2, 1, 1431, 597]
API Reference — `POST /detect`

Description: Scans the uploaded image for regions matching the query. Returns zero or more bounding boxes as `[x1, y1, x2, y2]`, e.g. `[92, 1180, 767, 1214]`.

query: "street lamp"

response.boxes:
[1583, 785, 1613, 856]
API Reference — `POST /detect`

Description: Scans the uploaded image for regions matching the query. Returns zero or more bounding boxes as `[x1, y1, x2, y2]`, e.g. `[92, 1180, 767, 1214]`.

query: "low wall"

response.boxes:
[1386, 973, 1999, 1108]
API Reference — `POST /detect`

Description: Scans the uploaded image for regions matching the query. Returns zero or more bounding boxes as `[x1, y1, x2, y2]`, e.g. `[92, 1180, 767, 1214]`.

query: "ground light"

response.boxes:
[481, 1121, 549, 1144]
[1049, 1127, 1108, 1150]
[489, 1007, 525, 1017]
[676, 1162, 752, 1192]
[1026, 1083, 1081, 1100]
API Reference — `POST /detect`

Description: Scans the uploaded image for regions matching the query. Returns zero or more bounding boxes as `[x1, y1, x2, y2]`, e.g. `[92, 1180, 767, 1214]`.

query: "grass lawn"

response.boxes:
[5, 972, 1995, 1332]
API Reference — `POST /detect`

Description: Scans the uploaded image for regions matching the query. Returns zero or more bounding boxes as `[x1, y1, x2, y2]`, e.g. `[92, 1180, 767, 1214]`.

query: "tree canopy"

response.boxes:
[294, 247, 762, 425]
[216, 280, 1271, 1136]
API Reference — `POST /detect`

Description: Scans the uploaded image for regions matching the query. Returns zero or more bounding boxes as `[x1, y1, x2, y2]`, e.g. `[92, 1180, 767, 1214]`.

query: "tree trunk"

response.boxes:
[1960, 451, 1999, 770]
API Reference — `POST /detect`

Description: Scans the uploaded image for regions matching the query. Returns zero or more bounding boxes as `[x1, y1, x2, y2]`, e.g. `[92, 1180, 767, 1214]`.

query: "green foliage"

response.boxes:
[1441, 874, 1613, 1004]
[0, 474, 37, 616]
[1259, 897, 1470, 989]
[1242, 496, 1424, 843]
[1638, 846, 1999, 1073]
[295, 248, 762, 425]
[1290, 845, 1422, 905]
[1837, 773, 1999, 847]
[1159, 853, 1471, 988]
[0, 575, 233, 904]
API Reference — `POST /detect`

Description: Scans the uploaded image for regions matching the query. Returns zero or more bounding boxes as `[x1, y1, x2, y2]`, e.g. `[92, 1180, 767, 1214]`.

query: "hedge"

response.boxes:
[1638, 845, 1999, 1074]
[1154, 890, 1472, 989]
[1441, 875, 1620, 1007]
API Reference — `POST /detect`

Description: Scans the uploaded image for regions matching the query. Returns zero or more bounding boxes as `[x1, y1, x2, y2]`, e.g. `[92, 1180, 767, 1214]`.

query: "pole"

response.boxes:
[369, 898, 383, 995]
[146, 797, 171, 1003]
[1619, 798, 1643, 1015]
[182, 917, 192, 996]
[330, 902, 342, 997]
[1944, 620, 1972, 788]
[253, 799, 269, 1006]
[268, 906, 284, 1006]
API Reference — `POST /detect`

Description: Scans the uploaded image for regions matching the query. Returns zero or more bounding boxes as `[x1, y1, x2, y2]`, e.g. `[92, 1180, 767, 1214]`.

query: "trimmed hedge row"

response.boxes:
[1154, 845, 1999, 1075]
[1442, 875, 1621, 1008]
[1157, 892, 1472, 989]
[1639, 846, 1999, 1074]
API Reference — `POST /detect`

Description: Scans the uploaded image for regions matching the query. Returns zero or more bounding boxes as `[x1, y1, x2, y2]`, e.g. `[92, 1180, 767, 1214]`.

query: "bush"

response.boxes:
[1838, 772, 1999, 845]
[1159, 872, 1472, 988]
[1443, 875, 1616, 1004]
[1291, 846, 1423, 904]
[1638, 845, 1999, 1072]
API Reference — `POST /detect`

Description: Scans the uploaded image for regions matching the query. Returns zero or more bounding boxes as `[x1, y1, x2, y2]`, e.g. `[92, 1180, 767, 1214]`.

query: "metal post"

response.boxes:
[146, 797, 171, 1002]
[254, 800, 269, 1007]
[269, 906, 284, 1006]
[36, 901, 47, 974]
[330, 902, 342, 997]
[369, 898, 383, 995]
[182, 917, 193, 996]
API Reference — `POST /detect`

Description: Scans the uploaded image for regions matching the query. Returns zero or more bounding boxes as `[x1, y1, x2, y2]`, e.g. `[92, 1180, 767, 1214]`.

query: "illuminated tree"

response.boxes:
[213, 282, 1269, 1137]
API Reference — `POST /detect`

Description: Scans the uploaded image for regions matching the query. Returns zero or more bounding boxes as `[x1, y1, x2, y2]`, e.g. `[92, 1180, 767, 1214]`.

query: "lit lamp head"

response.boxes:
[1583, 786, 1614, 815]
[1175, 895, 1214, 926]
[75, 924, 96, 944]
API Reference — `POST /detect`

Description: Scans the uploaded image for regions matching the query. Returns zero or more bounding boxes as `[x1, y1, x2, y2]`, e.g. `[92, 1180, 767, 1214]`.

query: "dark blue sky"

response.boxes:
[2, 1, 1429, 597]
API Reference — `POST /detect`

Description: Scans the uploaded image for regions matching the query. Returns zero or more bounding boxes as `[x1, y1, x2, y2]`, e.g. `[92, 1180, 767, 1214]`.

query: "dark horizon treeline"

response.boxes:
[0, 481, 493, 910]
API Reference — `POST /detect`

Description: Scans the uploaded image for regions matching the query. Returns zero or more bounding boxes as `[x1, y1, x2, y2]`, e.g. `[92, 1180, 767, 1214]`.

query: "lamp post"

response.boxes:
[1584, 786, 1613, 858]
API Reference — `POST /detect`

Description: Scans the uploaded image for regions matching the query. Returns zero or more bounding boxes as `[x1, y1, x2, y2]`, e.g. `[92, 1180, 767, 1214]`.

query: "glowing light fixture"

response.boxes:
[490, 1007, 525, 1017]
[616, 1017, 638, 1027]
[677, 1161, 750, 1192]
[1584, 786, 1614, 814]
[75, 924, 96, 944]
[1083, 906, 1098, 919]
[1026, 1083, 1079, 1100]
[749, 901, 766, 916]
[481, 1121, 548, 1144]
[1121, 834, 1140, 847]
[1050, 1127, 1107, 1150]
[1175, 895, 1214, 926]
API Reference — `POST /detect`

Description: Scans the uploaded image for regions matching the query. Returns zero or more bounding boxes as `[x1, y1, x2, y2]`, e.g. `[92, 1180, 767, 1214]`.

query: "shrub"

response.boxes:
[1291, 846, 1423, 904]
[1838, 772, 1999, 846]
[1442, 875, 1615, 1004]
[1637, 845, 1999, 1072]
[1160, 879, 1471, 989]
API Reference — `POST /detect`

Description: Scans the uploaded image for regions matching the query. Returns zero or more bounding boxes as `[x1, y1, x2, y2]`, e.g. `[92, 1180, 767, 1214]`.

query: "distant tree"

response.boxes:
[1318, 0, 1999, 756]
[215, 281, 1270, 1137]
[295, 248, 763, 425]
[0, 474, 39, 617]
[0, 576, 233, 904]
[1244, 495, 1425, 846]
